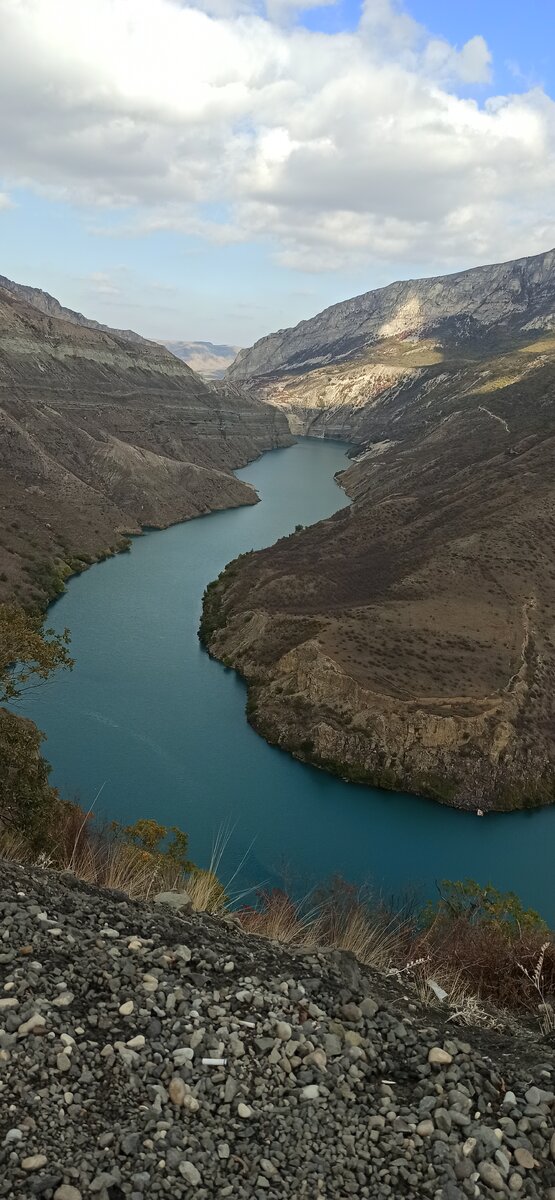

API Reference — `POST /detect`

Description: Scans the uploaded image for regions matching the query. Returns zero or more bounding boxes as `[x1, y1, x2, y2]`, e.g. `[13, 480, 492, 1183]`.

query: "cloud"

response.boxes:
[87, 271, 122, 297]
[0, 192, 14, 210]
[0, 0, 554, 273]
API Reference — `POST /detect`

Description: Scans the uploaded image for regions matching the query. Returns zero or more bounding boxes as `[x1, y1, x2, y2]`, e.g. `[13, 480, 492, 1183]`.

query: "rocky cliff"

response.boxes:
[0, 280, 292, 606]
[202, 253, 555, 810]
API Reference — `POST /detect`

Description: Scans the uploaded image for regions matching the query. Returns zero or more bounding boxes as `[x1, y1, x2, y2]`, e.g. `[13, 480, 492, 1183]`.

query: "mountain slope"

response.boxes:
[203, 257, 555, 811]
[0, 282, 292, 606]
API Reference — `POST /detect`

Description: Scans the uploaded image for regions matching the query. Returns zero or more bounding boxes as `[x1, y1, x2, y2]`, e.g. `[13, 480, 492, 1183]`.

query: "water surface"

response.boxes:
[17, 439, 555, 921]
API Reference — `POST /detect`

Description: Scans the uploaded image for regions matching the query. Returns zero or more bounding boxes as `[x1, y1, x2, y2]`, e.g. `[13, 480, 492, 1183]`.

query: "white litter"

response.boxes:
[426, 978, 448, 1003]
[202, 1058, 227, 1066]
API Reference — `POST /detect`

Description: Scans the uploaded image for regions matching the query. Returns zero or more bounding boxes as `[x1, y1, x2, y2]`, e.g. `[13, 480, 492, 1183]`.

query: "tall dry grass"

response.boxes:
[3, 809, 554, 1031]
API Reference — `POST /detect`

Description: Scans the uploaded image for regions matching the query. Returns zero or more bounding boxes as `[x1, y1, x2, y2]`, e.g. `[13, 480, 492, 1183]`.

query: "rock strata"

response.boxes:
[1, 859, 555, 1199]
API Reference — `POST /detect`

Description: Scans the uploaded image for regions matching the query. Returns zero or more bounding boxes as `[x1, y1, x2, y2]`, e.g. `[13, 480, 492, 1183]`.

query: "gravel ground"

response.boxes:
[1, 860, 555, 1200]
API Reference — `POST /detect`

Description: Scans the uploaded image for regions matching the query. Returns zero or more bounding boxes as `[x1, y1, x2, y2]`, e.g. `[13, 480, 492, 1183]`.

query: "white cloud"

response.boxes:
[87, 271, 122, 297]
[0, 192, 14, 210]
[0, 0, 554, 273]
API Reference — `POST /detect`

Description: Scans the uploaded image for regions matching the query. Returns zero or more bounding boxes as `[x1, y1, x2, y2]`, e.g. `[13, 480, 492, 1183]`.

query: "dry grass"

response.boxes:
[237, 880, 555, 1032]
[3, 810, 555, 1033]
[0, 805, 190, 903]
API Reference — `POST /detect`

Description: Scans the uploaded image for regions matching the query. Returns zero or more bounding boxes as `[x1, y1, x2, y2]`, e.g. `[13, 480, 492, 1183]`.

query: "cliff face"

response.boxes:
[0, 281, 292, 605]
[203, 327, 555, 810]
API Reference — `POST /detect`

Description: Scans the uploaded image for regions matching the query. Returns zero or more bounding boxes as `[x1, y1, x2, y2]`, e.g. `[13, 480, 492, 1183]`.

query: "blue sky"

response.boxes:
[1, 0, 554, 345]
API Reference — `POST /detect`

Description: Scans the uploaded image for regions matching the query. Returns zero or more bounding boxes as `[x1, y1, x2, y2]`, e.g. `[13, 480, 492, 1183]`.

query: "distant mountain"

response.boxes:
[163, 340, 240, 379]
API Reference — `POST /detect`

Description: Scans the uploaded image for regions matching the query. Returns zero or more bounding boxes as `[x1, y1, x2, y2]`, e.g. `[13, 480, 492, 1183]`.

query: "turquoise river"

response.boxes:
[16, 438, 555, 920]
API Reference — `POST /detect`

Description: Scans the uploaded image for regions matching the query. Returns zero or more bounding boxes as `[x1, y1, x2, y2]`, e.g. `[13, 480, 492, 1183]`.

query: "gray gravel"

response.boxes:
[1, 860, 555, 1199]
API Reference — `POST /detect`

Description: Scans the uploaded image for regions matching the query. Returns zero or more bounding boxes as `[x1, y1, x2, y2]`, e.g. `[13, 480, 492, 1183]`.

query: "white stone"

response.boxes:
[302, 1085, 320, 1100]
[168, 1077, 187, 1106]
[178, 1161, 201, 1186]
[173, 1047, 194, 1065]
[18, 1013, 46, 1037]
[275, 1021, 292, 1041]
[119, 1000, 134, 1016]
[126, 1035, 145, 1050]
[22, 1155, 48, 1170]
[237, 1103, 252, 1118]
[428, 1046, 453, 1066]
[53, 992, 74, 1008]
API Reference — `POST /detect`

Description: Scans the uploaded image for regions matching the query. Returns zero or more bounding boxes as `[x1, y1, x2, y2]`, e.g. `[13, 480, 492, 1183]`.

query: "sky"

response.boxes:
[0, 0, 554, 346]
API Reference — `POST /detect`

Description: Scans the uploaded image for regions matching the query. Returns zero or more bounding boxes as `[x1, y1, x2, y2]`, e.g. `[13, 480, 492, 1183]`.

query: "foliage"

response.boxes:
[423, 878, 547, 935]
[0, 709, 60, 846]
[0, 603, 73, 703]
[117, 818, 194, 875]
[0, 604, 73, 844]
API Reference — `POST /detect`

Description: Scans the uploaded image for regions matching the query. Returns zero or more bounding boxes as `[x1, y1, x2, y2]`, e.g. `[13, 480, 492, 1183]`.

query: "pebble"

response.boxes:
[53, 1188, 82, 1200]
[168, 1077, 187, 1106]
[478, 1160, 505, 1191]
[179, 1161, 201, 1185]
[428, 1046, 453, 1065]
[514, 1147, 536, 1169]
[22, 1155, 48, 1170]
[119, 1000, 134, 1015]
[237, 1103, 253, 1118]
[52, 991, 74, 1007]
[18, 1013, 46, 1036]
[275, 1021, 292, 1040]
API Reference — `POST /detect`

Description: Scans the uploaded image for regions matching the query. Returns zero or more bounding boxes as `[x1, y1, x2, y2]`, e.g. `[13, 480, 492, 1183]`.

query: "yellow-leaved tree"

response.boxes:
[0, 604, 73, 845]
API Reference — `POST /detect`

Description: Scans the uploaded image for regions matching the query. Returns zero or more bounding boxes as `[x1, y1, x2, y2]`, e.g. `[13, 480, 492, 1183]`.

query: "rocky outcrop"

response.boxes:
[0, 281, 292, 605]
[1, 858, 555, 1199]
